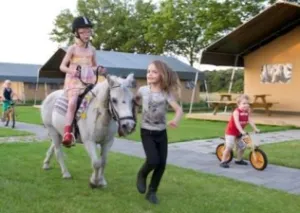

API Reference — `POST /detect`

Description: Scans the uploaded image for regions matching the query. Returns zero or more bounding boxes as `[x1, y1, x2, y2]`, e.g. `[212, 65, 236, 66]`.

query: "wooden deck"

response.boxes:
[186, 112, 300, 127]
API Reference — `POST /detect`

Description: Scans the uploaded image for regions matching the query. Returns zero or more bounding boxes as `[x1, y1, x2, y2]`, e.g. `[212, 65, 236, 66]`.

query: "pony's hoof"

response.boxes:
[98, 178, 107, 188]
[89, 182, 98, 189]
[42, 164, 51, 170]
[62, 172, 72, 179]
[12, 126, 15, 129]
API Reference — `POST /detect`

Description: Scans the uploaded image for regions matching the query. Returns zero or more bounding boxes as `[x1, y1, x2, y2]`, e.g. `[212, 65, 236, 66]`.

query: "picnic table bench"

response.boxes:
[207, 94, 279, 116]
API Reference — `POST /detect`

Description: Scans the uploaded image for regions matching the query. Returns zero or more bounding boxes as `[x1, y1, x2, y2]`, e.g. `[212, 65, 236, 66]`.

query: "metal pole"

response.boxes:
[34, 68, 41, 106]
[189, 71, 199, 114]
[189, 48, 205, 114]
[224, 55, 239, 112]
[204, 79, 210, 107]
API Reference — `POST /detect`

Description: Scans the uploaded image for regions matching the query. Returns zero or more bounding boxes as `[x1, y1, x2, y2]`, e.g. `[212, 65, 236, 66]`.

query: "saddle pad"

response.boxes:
[54, 93, 94, 120]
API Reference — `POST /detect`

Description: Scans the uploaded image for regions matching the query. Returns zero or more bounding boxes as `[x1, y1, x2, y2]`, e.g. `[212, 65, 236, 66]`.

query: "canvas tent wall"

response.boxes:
[189, 1, 300, 113]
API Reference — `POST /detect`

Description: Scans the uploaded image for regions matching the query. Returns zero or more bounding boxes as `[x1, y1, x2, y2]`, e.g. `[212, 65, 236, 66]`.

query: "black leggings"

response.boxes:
[138, 128, 168, 191]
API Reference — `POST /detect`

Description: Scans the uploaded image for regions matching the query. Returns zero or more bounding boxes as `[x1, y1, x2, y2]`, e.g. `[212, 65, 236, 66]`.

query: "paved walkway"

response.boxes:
[169, 130, 300, 154]
[2, 122, 300, 195]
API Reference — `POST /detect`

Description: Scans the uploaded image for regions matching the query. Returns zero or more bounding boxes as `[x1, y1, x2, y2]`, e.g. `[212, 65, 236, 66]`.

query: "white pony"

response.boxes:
[40, 74, 136, 188]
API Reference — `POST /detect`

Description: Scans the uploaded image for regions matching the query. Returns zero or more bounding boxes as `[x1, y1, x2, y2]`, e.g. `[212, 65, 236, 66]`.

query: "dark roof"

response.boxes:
[0, 62, 63, 83]
[201, 2, 300, 67]
[38, 48, 204, 81]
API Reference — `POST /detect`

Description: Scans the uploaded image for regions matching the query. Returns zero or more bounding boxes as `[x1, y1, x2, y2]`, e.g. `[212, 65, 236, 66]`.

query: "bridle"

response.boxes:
[76, 65, 136, 134]
[107, 84, 137, 134]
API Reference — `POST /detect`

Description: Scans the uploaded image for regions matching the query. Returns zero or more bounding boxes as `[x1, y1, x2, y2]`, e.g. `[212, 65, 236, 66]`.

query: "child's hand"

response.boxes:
[73, 69, 81, 78]
[240, 130, 247, 136]
[97, 66, 107, 75]
[68, 68, 80, 77]
[168, 120, 178, 128]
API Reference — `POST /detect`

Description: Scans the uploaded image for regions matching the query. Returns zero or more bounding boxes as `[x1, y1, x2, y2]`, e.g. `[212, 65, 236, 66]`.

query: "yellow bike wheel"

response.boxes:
[249, 148, 268, 171]
[216, 143, 233, 163]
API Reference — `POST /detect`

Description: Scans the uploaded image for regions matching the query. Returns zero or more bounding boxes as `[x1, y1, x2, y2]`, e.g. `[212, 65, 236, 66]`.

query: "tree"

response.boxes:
[50, 0, 157, 53]
[124, 0, 157, 53]
[76, 0, 130, 51]
[50, 0, 276, 62]
[50, 9, 75, 46]
[203, 69, 244, 93]
[145, 0, 271, 66]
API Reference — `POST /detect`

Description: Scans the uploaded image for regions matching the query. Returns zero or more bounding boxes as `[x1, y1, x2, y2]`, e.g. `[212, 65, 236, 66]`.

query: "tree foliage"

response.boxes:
[50, 0, 283, 65]
[202, 69, 244, 93]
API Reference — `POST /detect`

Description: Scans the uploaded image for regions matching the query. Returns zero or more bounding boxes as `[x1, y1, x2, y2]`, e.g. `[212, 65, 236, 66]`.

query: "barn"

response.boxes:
[37, 48, 204, 103]
[0, 62, 63, 102]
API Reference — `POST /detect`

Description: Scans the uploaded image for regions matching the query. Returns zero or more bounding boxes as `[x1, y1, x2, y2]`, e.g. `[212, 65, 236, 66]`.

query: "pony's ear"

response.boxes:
[106, 74, 115, 87]
[126, 73, 135, 88]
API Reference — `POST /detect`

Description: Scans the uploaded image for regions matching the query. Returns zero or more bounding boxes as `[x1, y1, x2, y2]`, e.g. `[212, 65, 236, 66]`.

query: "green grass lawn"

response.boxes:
[0, 142, 299, 213]
[14, 106, 43, 125]
[241, 140, 300, 169]
[6, 106, 297, 142]
[0, 106, 43, 125]
[0, 127, 33, 137]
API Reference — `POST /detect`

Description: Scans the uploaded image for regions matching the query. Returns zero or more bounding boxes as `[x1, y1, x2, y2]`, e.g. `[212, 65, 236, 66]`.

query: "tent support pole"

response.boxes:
[189, 48, 205, 114]
[224, 55, 240, 113]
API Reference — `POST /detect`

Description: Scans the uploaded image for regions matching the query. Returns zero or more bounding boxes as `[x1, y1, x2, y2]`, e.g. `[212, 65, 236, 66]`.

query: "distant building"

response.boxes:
[38, 48, 204, 103]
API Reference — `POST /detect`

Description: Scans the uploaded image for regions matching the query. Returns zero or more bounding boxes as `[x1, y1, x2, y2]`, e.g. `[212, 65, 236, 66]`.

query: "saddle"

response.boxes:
[54, 84, 95, 142]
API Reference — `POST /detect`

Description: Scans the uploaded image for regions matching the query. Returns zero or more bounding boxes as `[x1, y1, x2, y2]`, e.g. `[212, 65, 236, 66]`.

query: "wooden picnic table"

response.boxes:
[253, 94, 271, 103]
[219, 93, 233, 101]
[206, 100, 236, 115]
[207, 94, 278, 116]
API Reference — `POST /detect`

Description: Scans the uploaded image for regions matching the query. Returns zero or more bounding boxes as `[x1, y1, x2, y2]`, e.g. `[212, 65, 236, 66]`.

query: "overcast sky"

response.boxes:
[0, 0, 230, 71]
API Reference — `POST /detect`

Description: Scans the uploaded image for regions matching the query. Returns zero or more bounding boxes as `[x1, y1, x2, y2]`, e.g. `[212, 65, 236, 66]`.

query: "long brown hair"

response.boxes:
[150, 60, 181, 99]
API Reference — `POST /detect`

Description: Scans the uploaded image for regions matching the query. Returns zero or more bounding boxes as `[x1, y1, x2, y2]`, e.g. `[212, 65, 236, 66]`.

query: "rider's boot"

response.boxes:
[62, 125, 74, 148]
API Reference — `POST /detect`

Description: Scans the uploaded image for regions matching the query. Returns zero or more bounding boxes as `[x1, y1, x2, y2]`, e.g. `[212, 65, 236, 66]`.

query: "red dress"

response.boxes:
[225, 108, 249, 136]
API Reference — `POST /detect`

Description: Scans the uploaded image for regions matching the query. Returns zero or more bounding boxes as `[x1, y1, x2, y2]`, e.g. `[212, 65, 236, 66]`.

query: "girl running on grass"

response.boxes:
[135, 60, 183, 204]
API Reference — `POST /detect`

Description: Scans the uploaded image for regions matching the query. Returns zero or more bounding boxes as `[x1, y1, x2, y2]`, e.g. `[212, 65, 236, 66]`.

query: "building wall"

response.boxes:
[23, 82, 64, 101]
[1, 75, 199, 104]
[244, 26, 300, 112]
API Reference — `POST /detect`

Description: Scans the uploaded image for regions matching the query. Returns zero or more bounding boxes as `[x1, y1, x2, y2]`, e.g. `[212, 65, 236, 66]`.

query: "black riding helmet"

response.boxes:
[72, 16, 93, 48]
[72, 16, 93, 34]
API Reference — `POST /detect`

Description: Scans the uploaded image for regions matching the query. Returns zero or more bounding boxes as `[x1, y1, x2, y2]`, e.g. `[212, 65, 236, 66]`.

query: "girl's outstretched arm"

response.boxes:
[168, 100, 183, 128]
